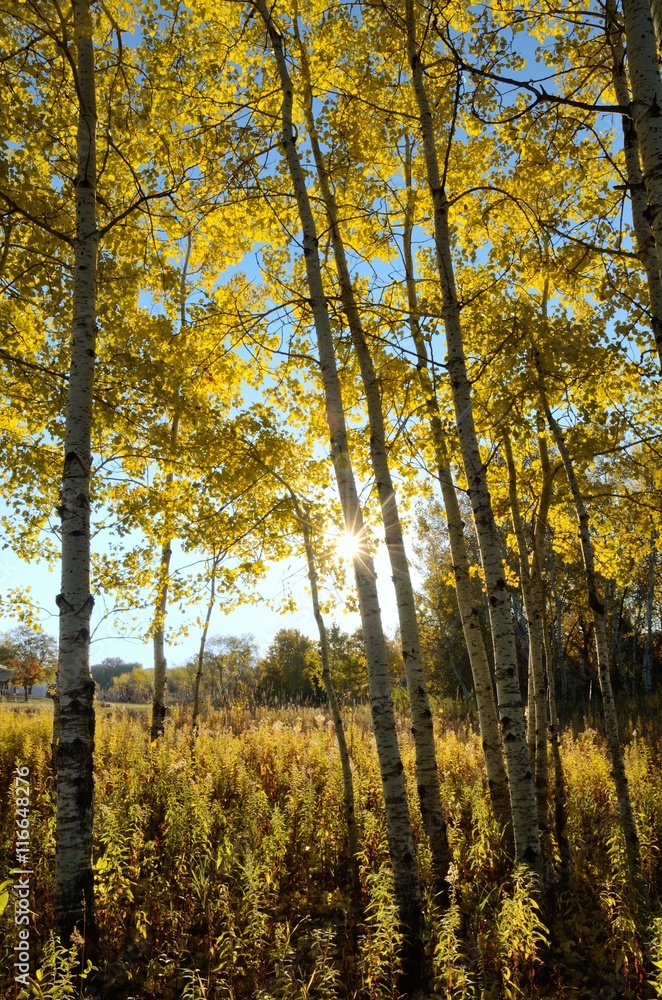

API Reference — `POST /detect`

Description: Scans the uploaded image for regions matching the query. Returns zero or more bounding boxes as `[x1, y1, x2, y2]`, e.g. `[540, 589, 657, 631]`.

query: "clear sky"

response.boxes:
[0, 518, 406, 667]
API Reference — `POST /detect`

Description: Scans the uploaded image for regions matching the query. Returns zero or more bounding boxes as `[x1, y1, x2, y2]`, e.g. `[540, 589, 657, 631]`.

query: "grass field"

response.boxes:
[1, 701, 661, 998]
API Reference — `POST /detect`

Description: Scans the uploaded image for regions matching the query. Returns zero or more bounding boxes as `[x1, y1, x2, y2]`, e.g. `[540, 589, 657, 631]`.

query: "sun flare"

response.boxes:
[335, 531, 363, 563]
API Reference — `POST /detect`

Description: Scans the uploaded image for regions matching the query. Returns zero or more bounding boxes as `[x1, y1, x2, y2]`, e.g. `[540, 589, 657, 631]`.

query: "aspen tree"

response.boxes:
[620, 0, 662, 327]
[526, 653, 537, 766]
[614, 587, 628, 688]
[253, 0, 425, 983]
[606, 0, 662, 367]
[55, 0, 98, 949]
[50, 686, 60, 777]
[503, 432, 548, 834]
[192, 552, 221, 729]
[254, 459, 364, 911]
[649, 0, 662, 59]
[296, 31, 450, 891]
[405, 0, 541, 870]
[151, 237, 189, 740]
[532, 424, 570, 882]
[541, 593, 570, 883]
[401, 142, 512, 843]
[294, 495, 362, 910]
[534, 315, 647, 903]
[643, 545, 656, 693]
[0, 0, 205, 938]
[150, 412, 179, 741]
[549, 548, 568, 699]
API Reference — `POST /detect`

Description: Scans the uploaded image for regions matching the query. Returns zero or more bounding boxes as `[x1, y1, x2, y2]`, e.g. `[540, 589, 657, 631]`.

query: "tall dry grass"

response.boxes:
[1, 701, 661, 997]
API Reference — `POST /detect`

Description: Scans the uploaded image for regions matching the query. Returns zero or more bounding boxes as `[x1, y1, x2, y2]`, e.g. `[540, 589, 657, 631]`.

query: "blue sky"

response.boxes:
[0, 506, 406, 667]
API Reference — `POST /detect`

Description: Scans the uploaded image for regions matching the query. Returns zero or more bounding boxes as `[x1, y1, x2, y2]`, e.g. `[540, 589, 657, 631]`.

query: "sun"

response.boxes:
[335, 530, 363, 563]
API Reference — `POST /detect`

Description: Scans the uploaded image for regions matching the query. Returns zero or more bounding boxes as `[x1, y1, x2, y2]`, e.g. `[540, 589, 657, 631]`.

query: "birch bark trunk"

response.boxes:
[607, 584, 619, 686]
[55, 0, 98, 950]
[616, 587, 628, 687]
[541, 594, 571, 884]
[643, 546, 655, 693]
[503, 433, 548, 833]
[243, 449, 363, 905]
[549, 547, 567, 698]
[649, 0, 662, 60]
[293, 492, 362, 909]
[192, 554, 219, 731]
[50, 683, 60, 777]
[150, 411, 180, 741]
[254, 3, 424, 983]
[401, 144, 512, 843]
[534, 339, 646, 903]
[620, 0, 662, 360]
[526, 654, 536, 762]
[297, 41, 449, 892]
[151, 236, 191, 738]
[406, 0, 541, 870]
[607, 0, 662, 365]
[531, 424, 570, 881]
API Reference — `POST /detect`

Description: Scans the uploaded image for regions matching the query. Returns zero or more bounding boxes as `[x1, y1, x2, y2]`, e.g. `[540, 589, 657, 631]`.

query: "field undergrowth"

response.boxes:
[1, 701, 662, 998]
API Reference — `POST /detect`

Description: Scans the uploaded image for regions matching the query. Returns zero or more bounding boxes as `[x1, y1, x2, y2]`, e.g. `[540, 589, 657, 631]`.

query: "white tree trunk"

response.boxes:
[643, 545, 656, 693]
[55, 0, 98, 951]
[621, 0, 662, 323]
[246, 450, 363, 907]
[297, 43, 450, 892]
[49, 684, 60, 775]
[192, 554, 219, 730]
[151, 240, 189, 739]
[649, 0, 662, 58]
[607, 0, 662, 366]
[406, 0, 541, 871]
[541, 587, 571, 884]
[294, 494, 362, 910]
[503, 433, 548, 834]
[532, 423, 570, 882]
[255, 3, 424, 984]
[526, 651, 536, 762]
[535, 342, 646, 903]
[151, 539, 172, 737]
[401, 146, 512, 843]
[548, 547, 567, 698]
[150, 411, 180, 741]
[615, 587, 628, 687]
